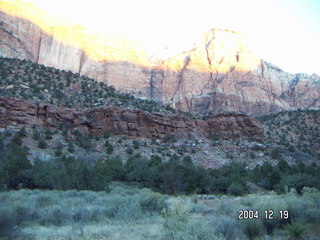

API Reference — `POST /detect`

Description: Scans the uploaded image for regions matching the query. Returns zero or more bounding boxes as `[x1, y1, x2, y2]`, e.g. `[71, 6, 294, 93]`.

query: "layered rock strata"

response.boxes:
[0, 97, 264, 140]
[0, 2, 319, 115]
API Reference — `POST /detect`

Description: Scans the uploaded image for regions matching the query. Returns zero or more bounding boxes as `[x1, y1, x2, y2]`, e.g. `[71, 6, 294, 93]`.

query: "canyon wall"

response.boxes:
[0, 97, 264, 140]
[0, 2, 319, 115]
[150, 30, 320, 115]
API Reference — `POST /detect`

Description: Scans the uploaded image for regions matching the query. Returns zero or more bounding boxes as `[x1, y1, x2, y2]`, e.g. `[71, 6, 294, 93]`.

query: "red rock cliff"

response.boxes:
[0, 97, 264, 140]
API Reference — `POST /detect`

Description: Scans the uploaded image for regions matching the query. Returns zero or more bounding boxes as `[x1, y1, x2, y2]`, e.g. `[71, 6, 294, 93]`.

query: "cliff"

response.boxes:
[0, 1, 319, 115]
[0, 2, 151, 96]
[151, 29, 320, 115]
[0, 97, 264, 140]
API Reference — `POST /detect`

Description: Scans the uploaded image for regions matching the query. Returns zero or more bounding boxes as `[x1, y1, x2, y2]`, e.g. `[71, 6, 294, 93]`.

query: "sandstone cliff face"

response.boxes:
[150, 30, 320, 115]
[0, 97, 264, 140]
[0, 4, 151, 95]
[0, 2, 319, 115]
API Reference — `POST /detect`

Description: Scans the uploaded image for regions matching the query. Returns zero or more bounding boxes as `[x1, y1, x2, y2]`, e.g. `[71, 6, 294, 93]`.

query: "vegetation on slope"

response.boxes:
[0, 55, 320, 240]
[0, 57, 177, 114]
[257, 109, 320, 158]
[1, 128, 319, 196]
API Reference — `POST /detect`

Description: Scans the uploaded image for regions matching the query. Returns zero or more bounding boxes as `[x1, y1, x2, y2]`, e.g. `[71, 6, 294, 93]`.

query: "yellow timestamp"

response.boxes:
[238, 210, 289, 220]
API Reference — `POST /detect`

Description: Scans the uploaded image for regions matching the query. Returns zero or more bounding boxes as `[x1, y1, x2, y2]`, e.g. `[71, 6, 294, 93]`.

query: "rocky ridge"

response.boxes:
[0, 1, 319, 115]
[0, 96, 264, 141]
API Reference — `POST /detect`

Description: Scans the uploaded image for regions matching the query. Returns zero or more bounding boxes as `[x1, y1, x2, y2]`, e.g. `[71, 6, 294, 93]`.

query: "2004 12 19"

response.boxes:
[238, 210, 289, 220]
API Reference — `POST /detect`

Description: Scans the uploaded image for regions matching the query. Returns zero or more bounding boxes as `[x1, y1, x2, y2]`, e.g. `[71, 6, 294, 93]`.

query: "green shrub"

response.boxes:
[106, 144, 113, 154]
[11, 132, 23, 146]
[162, 204, 221, 240]
[284, 222, 307, 240]
[286, 188, 320, 223]
[277, 174, 319, 194]
[288, 145, 295, 152]
[105, 140, 113, 154]
[133, 140, 140, 149]
[163, 134, 177, 143]
[67, 142, 75, 153]
[242, 219, 266, 240]
[18, 127, 27, 138]
[91, 158, 124, 190]
[38, 139, 47, 149]
[14, 202, 37, 225]
[2, 144, 32, 189]
[211, 214, 245, 240]
[126, 147, 133, 155]
[32, 158, 58, 189]
[227, 182, 249, 196]
[57, 156, 92, 190]
[101, 191, 146, 221]
[55, 147, 63, 157]
[125, 158, 150, 183]
[271, 147, 282, 159]
[43, 205, 71, 226]
[32, 129, 41, 140]
[140, 190, 167, 213]
[0, 206, 17, 238]
[45, 129, 53, 140]
[103, 131, 110, 139]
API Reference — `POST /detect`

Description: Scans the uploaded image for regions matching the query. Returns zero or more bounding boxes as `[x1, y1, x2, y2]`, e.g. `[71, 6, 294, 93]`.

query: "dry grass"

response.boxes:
[1, 186, 319, 240]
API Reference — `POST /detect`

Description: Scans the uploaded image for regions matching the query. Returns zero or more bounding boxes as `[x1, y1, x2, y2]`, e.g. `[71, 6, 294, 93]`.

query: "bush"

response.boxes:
[211, 214, 245, 240]
[242, 219, 266, 240]
[286, 188, 320, 223]
[227, 181, 249, 196]
[54, 147, 63, 157]
[67, 142, 75, 153]
[106, 144, 113, 154]
[103, 130, 110, 139]
[18, 127, 27, 138]
[105, 140, 113, 154]
[42, 204, 71, 226]
[109, 196, 143, 221]
[75, 133, 92, 151]
[277, 174, 319, 194]
[140, 190, 167, 213]
[38, 139, 47, 149]
[0, 206, 17, 238]
[91, 158, 124, 190]
[161, 164, 186, 194]
[162, 204, 221, 240]
[32, 158, 58, 189]
[2, 144, 32, 189]
[45, 129, 53, 140]
[163, 134, 177, 143]
[284, 222, 307, 240]
[271, 147, 282, 159]
[11, 132, 23, 146]
[32, 129, 41, 140]
[133, 140, 140, 149]
[126, 147, 133, 155]
[125, 158, 150, 183]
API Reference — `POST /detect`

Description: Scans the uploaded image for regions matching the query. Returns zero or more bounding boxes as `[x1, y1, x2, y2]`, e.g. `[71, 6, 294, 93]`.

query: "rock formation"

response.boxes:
[151, 30, 320, 115]
[0, 1, 319, 115]
[0, 1, 151, 96]
[0, 97, 264, 140]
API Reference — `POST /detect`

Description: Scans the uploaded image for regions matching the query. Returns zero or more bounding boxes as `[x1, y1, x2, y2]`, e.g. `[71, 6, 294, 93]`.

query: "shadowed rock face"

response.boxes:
[0, 97, 264, 140]
[0, 3, 319, 115]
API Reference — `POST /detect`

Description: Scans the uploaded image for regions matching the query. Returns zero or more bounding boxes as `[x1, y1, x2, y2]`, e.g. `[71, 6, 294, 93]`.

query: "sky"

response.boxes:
[22, 0, 320, 74]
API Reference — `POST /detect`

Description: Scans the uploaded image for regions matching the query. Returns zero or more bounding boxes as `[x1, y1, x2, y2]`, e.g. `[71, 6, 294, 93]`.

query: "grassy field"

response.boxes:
[1, 184, 320, 240]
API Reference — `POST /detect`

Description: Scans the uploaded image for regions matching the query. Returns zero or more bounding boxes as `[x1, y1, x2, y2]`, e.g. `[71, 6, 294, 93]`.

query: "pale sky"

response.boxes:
[25, 0, 320, 74]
